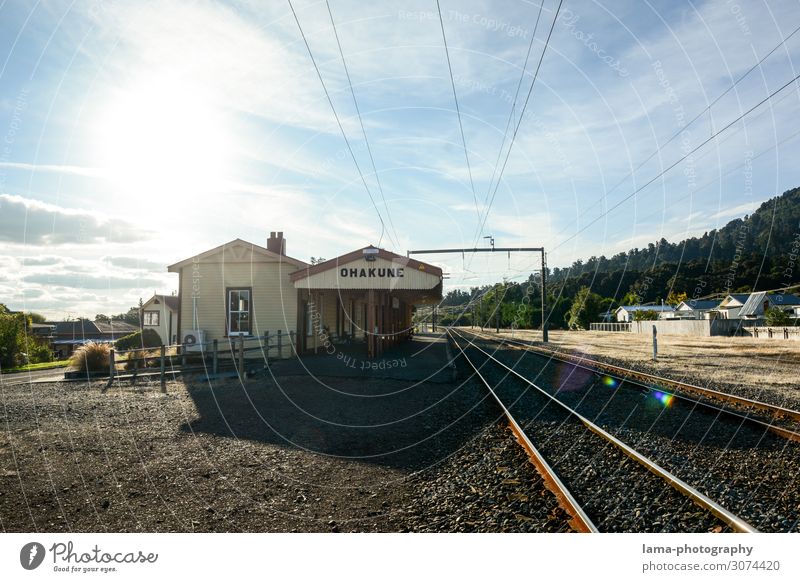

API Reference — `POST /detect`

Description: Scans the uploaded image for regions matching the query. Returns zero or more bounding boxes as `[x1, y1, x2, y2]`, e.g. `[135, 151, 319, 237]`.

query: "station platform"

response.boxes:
[267, 332, 456, 383]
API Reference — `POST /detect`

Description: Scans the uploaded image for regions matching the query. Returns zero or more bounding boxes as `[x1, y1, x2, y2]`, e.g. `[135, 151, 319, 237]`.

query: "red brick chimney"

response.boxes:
[267, 231, 286, 255]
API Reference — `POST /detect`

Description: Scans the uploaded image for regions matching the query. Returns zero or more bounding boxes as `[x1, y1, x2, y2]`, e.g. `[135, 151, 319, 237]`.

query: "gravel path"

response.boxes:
[0, 372, 574, 533]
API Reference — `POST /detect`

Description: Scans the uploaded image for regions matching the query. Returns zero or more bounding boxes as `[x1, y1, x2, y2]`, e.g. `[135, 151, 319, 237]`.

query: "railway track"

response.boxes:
[447, 328, 757, 533]
[462, 328, 800, 442]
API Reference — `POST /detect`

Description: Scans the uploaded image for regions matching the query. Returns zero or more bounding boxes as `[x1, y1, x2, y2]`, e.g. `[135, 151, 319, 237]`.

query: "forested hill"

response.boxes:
[548, 186, 800, 303]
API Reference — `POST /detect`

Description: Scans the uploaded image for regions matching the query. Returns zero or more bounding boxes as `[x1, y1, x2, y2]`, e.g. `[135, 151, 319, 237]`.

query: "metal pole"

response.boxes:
[238, 334, 245, 379]
[212, 339, 218, 374]
[160, 345, 166, 393]
[106, 348, 116, 389]
[541, 250, 549, 343]
[495, 285, 500, 333]
[652, 325, 658, 361]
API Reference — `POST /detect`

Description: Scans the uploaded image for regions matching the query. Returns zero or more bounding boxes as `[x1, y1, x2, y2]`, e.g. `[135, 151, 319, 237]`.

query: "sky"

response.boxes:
[0, 0, 799, 319]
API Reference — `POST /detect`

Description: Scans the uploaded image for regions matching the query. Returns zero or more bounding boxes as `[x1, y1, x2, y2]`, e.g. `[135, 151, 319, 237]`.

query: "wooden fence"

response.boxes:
[589, 323, 632, 332]
[104, 330, 297, 392]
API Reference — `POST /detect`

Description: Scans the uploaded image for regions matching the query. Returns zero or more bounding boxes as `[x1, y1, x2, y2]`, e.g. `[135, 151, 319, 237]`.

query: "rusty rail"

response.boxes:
[448, 328, 758, 533]
[465, 329, 800, 443]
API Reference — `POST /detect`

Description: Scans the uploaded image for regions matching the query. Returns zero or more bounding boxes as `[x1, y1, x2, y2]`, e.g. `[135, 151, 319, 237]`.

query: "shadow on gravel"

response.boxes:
[181, 335, 499, 472]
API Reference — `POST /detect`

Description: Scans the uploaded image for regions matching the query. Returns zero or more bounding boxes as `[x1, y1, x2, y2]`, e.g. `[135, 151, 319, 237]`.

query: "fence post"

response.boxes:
[277, 330, 283, 359]
[160, 345, 166, 393]
[264, 331, 270, 366]
[105, 348, 116, 389]
[289, 330, 295, 356]
[238, 334, 245, 379]
[131, 354, 138, 387]
[212, 339, 218, 374]
[181, 343, 187, 367]
[652, 325, 658, 361]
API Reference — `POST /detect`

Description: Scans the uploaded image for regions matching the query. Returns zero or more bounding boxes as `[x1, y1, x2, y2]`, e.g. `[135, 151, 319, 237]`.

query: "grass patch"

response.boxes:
[1, 360, 72, 374]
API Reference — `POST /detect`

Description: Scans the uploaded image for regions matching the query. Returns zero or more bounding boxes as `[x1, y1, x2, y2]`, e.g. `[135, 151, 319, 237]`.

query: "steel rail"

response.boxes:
[448, 328, 758, 533]
[465, 329, 800, 442]
[447, 330, 598, 533]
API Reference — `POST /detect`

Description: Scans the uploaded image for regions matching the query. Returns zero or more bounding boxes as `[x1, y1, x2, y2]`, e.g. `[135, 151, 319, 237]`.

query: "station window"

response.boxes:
[227, 289, 252, 335]
[143, 311, 159, 326]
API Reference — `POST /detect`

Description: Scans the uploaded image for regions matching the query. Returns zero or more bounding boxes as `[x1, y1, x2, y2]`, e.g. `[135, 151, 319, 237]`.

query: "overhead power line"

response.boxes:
[473, 0, 565, 246]
[545, 21, 800, 247]
[287, 0, 392, 248]
[436, 0, 480, 222]
[480, 0, 546, 228]
[326, 0, 401, 249]
[550, 70, 800, 253]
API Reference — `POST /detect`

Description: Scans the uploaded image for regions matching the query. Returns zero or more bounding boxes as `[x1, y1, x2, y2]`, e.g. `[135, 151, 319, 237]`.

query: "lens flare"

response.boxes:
[652, 390, 674, 407]
[602, 376, 618, 388]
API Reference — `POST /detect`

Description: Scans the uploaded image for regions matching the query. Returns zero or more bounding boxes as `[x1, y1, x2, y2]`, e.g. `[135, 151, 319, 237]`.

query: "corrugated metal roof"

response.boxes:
[738, 292, 767, 317]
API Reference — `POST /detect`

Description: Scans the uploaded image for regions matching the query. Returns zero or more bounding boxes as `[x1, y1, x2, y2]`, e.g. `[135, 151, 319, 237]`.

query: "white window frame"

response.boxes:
[143, 310, 160, 326]
[227, 289, 252, 336]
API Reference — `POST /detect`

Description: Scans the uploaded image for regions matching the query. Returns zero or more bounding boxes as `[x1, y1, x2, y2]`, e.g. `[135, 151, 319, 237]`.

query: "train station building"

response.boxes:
[167, 232, 443, 358]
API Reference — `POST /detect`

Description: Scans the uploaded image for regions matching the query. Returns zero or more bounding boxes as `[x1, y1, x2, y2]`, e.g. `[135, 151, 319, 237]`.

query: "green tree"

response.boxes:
[633, 309, 659, 321]
[567, 287, 603, 330]
[765, 308, 792, 326]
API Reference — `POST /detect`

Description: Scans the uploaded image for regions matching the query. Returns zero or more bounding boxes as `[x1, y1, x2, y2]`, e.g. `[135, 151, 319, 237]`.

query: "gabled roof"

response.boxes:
[718, 293, 750, 307]
[289, 246, 443, 282]
[615, 305, 674, 313]
[676, 299, 719, 311]
[167, 238, 308, 272]
[739, 292, 800, 316]
[93, 320, 139, 335]
[144, 294, 180, 311]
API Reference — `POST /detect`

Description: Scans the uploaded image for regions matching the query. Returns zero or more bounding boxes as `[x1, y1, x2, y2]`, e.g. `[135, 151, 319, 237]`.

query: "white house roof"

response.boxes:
[739, 292, 800, 316]
[616, 305, 675, 313]
[676, 299, 719, 311]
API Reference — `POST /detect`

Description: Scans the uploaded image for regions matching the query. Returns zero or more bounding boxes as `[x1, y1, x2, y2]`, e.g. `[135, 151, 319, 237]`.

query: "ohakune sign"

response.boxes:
[339, 267, 405, 278]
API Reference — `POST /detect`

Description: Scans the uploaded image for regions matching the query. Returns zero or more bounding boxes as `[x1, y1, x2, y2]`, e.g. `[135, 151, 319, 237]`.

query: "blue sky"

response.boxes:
[1, 0, 799, 318]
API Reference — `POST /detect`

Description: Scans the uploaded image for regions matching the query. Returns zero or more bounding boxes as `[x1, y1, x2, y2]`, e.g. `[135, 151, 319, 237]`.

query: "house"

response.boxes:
[671, 299, 719, 320]
[48, 320, 139, 358]
[615, 305, 674, 322]
[141, 294, 180, 345]
[738, 292, 800, 319]
[166, 232, 443, 358]
[711, 293, 750, 319]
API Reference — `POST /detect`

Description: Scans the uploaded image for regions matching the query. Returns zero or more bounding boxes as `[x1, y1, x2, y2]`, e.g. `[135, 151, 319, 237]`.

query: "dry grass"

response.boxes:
[473, 328, 800, 409]
[68, 342, 110, 373]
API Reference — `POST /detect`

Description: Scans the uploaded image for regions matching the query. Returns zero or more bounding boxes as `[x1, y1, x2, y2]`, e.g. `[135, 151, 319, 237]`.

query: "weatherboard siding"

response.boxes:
[179, 260, 300, 342]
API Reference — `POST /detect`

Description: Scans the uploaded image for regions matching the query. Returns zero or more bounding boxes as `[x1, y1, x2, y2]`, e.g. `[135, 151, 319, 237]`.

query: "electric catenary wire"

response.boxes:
[545, 21, 800, 247]
[436, 0, 480, 222]
[550, 70, 800, 253]
[326, 0, 401, 250]
[479, 0, 546, 234]
[473, 0, 565, 247]
[287, 0, 391, 248]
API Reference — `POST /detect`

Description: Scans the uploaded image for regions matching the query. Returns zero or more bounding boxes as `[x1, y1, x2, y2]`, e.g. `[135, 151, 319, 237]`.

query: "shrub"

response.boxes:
[765, 308, 793, 327]
[70, 342, 110, 373]
[123, 348, 162, 371]
[115, 328, 161, 351]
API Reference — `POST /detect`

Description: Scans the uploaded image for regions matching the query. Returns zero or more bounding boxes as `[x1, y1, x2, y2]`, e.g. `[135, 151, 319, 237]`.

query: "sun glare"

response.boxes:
[94, 75, 232, 203]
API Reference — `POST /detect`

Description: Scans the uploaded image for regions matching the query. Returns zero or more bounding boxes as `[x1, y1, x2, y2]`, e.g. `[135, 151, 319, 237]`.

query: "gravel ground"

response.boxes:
[0, 371, 574, 533]
[460, 333, 800, 532]
[457, 340, 731, 533]
[473, 329, 800, 411]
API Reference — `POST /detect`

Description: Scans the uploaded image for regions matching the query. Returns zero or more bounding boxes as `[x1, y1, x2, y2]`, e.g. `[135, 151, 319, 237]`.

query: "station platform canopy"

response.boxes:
[290, 246, 443, 357]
